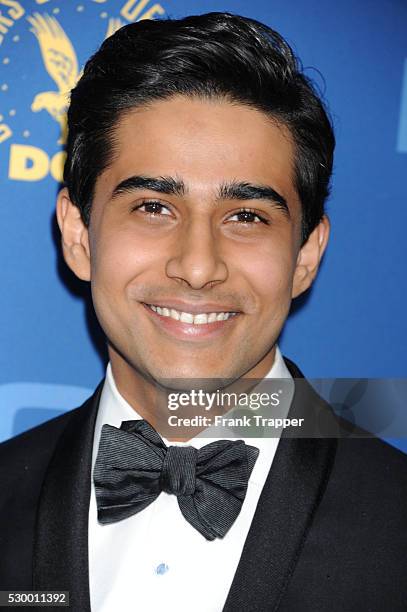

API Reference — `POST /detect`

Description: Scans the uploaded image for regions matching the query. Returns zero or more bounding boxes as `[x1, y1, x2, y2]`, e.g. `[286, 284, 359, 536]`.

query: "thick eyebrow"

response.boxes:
[111, 175, 186, 199]
[110, 175, 289, 217]
[218, 181, 289, 217]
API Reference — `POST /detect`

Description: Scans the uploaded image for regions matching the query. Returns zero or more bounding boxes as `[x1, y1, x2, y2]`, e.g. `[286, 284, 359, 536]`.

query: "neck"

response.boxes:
[107, 344, 277, 442]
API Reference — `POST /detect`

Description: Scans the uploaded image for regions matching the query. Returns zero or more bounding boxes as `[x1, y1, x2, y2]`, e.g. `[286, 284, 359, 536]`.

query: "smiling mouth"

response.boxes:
[144, 303, 240, 325]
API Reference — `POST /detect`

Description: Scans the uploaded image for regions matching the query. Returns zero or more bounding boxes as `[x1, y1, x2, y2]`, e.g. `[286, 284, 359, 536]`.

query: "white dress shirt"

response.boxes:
[89, 347, 293, 612]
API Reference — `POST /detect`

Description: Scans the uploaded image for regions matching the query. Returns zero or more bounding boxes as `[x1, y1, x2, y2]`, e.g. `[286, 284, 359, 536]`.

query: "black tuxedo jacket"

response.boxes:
[1, 359, 406, 611]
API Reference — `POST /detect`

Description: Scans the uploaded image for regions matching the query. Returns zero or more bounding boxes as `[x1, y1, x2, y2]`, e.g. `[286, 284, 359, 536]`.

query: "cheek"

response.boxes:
[90, 225, 154, 290]
[236, 238, 297, 311]
[89, 228, 151, 331]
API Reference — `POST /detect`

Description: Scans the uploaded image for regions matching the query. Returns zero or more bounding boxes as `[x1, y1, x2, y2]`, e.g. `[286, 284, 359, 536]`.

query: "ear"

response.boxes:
[292, 215, 330, 298]
[56, 187, 91, 281]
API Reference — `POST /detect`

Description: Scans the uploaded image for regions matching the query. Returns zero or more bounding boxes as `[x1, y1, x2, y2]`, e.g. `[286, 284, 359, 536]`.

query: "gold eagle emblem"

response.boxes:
[28, 13, 124, 144]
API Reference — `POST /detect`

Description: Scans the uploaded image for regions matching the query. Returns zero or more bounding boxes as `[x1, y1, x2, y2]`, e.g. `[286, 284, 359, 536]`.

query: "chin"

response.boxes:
[147, 361, 240, 393]
[154, 377, 232, 394]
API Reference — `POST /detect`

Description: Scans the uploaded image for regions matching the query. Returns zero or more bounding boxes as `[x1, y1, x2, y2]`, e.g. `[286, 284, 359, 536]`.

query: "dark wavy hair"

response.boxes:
[64, 12, 335, 243]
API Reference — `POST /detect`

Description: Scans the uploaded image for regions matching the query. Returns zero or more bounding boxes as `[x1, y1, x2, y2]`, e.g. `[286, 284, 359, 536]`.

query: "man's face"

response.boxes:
[67, 96, 318, 384]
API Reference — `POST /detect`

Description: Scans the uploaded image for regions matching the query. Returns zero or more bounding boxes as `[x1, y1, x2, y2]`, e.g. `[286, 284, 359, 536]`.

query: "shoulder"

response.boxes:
[284, 355, 407, 475]
[0, 407, 80, 476]
[0, 383, 103, 485]
[0, 385, 101, 589]
[281, 358, 407, 606]
[332, 435, 407, 497]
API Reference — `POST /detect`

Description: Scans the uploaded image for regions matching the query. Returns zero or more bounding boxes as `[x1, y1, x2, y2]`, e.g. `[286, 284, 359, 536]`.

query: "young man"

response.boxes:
[0, 12, 406, 612]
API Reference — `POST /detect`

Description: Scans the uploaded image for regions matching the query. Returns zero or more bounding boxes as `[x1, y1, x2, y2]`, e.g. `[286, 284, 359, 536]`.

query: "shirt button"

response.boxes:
[155, 562, 169, 575]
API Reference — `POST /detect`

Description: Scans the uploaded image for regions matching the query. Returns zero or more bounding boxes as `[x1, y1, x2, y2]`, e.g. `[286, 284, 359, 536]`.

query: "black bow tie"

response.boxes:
[93, 419, 259, 540]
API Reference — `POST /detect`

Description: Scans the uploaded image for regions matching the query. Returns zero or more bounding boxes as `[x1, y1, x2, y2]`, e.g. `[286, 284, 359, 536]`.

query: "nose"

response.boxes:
[166, 217, 228, 290]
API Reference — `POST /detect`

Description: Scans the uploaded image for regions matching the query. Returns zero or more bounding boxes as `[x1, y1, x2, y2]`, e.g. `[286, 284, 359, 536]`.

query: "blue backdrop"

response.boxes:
[0, 0, 406, 447]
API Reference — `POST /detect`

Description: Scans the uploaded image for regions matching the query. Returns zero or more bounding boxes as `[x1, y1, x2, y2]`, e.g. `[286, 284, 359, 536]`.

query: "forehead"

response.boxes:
[96, 96, 300, 212]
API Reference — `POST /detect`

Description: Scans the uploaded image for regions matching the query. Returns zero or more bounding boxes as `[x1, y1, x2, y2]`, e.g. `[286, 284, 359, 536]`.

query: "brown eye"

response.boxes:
[133, 201, 172, 216]
[227, 208, 269, 224]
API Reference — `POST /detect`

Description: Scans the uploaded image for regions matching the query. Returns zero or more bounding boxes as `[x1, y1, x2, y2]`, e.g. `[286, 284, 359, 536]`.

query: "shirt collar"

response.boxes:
[92, 346, 293, 486]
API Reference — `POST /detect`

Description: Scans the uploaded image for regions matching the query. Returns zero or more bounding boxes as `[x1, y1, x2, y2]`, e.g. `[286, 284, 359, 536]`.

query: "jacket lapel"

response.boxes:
[32, 360, 337, 612]
[32, 382, 103, 611]
[223, 360, 337, 611]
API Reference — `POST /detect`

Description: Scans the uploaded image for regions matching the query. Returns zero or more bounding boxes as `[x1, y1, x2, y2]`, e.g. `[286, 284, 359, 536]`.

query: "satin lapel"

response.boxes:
[223, 361, 337, 612]
[32, 382, 103, 612]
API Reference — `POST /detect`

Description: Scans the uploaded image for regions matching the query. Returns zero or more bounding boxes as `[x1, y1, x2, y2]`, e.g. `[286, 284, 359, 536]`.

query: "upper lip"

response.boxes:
[143, 300, 241, 314]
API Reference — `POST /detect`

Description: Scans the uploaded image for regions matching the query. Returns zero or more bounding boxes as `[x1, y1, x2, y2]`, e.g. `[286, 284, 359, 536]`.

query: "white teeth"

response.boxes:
[193, 313, 209, 324]
[180, 311, 194, 323]
[170, 308, 180, 321]
[147, 304, 237, 324]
